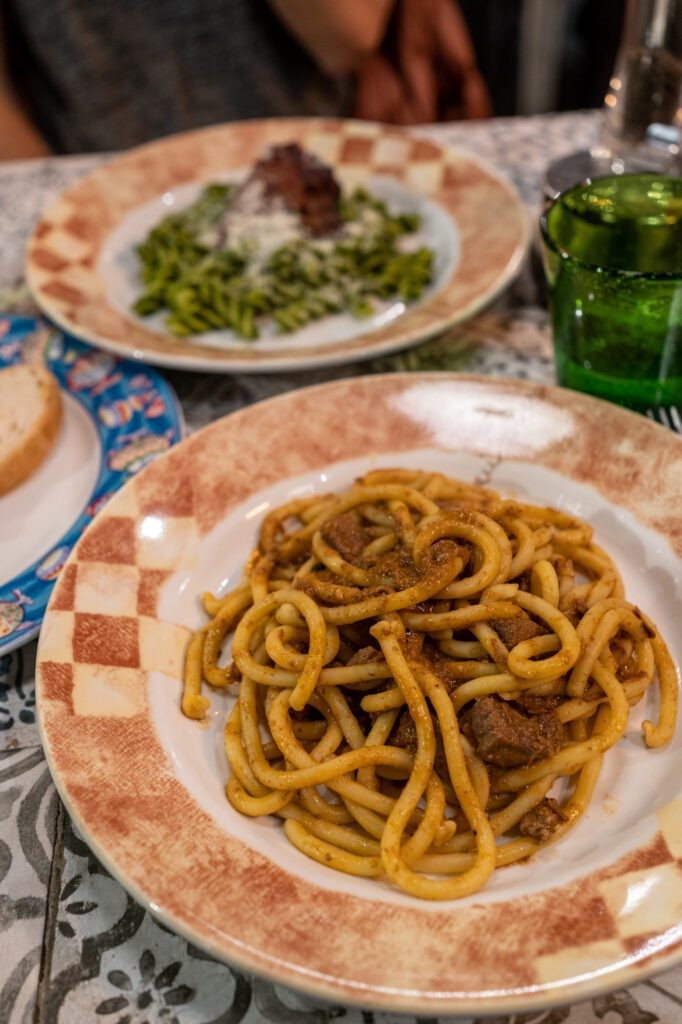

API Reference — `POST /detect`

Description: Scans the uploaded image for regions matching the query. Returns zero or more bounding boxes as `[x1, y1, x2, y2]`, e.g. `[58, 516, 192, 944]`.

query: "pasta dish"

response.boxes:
[133, 144, 434, 340]
[181, 468, 678, 900]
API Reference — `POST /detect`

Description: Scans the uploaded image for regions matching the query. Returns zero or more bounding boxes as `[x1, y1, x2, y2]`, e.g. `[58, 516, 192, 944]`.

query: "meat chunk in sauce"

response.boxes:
[492, 615, 547, 648]
[513, 692, 564, 716]
[391, 709, 417, 751]
[518, 797, 567, 842]
[320, 512, 369, 562]
[252, 143, 341, 235]
[346, 645, 382, 666]
[464, 696, 563, 768]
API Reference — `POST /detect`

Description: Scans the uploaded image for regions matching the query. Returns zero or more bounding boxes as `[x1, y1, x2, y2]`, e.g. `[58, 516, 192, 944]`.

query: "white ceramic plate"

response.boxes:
[26, 119, 528, 373]
[36, 374, 682, 1016]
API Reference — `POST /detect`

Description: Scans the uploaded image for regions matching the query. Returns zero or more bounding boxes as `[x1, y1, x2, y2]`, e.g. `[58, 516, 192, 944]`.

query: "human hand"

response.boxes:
[354, 0, 491, 124]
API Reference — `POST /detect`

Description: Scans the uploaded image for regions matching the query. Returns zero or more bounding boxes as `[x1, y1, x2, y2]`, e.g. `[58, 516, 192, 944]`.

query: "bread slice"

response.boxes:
[0, 364, 63, 497]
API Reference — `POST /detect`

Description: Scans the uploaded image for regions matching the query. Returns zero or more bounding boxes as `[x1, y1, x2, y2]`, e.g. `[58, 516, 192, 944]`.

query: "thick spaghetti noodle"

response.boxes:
[181, 469, 678, 900]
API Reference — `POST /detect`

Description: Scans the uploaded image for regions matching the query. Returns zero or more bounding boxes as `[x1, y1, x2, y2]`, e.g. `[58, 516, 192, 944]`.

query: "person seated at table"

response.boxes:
[0, 0, 491, 160]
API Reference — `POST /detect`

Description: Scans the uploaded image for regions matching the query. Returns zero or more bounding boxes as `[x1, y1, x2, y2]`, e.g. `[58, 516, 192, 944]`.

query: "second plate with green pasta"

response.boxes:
[26, 119, 529, 373]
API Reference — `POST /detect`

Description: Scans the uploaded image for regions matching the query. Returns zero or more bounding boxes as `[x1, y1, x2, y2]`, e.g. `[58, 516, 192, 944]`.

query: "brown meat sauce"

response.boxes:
[513, 692, 565, 716]
[368, 548, 420, 590]
[463, 695, 564, 768]
[420, 645, 466, 692]
[518, 798, 567, 842]
[492, 615, 548, 648]
[319, 512, 371, 562]
[345, 646, 382, 666]
[252, 143, 341, 235]
[391, 709, 418, 750]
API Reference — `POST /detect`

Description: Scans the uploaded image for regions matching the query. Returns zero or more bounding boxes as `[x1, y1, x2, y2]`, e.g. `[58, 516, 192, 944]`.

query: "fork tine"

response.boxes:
[646, 405, 682, 433]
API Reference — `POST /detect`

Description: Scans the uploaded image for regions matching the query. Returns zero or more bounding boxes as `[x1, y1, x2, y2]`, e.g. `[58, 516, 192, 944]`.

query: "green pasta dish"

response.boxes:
[132, 143, 435, 340]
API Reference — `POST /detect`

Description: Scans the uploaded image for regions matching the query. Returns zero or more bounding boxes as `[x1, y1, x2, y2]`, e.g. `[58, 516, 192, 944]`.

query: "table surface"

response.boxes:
[2, 110, 681, 1024]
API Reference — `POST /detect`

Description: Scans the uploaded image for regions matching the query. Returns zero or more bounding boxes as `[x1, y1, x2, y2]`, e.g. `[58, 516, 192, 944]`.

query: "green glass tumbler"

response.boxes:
[540, 174, 682, 411]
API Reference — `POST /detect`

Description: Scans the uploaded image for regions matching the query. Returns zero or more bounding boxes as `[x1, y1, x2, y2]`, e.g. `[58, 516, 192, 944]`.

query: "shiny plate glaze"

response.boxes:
[25, 119, 528, 373]
[36, 374, 682, 1014]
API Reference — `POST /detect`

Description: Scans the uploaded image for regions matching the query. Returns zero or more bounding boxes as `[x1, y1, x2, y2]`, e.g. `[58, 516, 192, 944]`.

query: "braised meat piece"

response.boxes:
[464, 696, 563, 768]
[513, 692, 564, 716]
[346, 645, 382, 666]
[391, 709, 417, 750]
[518, 797, 567, 841]
[252, 143, 341, 235]
[320, 512, 370, 562]
[492, 615, 547, 648]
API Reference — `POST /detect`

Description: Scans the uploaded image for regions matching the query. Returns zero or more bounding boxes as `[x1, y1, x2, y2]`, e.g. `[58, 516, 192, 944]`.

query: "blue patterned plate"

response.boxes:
[0, 315, 183, 655]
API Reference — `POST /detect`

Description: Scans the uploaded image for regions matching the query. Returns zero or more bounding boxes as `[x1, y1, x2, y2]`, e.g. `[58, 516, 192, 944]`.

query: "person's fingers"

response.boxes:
[355, 0, 492, 124]
[434, 0, 492, 119]
[395, 0, 438, 121]
[354, 54, 407, 122]
[435, 0, 479, 70]
[460, 70, 493, 119]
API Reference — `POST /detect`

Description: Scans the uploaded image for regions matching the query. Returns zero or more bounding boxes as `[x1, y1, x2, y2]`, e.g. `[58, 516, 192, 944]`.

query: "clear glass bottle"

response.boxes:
[544, 0, 681, 197]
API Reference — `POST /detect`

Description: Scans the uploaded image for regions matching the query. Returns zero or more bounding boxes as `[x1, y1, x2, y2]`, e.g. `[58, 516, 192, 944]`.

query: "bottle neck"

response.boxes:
[598, 0, 682, 169]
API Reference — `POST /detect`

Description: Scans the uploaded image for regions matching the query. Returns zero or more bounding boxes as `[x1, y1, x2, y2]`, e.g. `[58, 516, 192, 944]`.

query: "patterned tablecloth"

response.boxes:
[2, 110, 681, 1024]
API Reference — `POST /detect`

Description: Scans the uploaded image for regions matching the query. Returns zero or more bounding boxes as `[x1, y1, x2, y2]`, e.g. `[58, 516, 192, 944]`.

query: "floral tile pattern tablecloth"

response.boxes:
[2, 110, 681, 1024]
